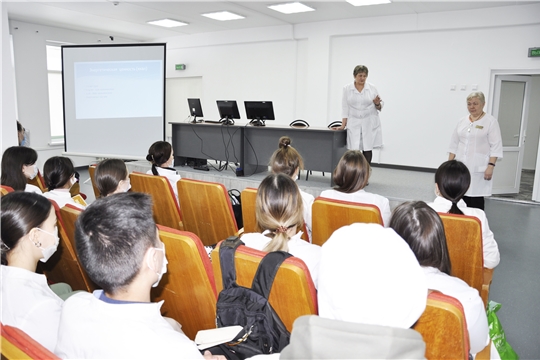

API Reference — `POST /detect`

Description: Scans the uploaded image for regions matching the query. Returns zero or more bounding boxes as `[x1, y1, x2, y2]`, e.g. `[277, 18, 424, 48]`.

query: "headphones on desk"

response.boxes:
[289, 119, 310, 128]
[328, 121, 343, 129]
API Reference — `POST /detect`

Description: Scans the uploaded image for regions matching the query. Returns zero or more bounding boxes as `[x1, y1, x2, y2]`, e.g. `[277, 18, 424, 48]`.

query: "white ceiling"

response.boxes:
[5, 1, 539, 41]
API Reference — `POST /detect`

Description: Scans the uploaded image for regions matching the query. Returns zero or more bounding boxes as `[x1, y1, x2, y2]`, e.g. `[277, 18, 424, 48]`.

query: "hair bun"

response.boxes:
[278, 136, 291, 149]
[145, 154, 153, 162]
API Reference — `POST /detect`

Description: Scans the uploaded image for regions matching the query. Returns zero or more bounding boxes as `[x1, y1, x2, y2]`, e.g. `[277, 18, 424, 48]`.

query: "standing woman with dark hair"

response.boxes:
[42, 156, 85, 209]
[146, 141, 180, 199]
[428, 160, 500, 269]
[94, 159, 131, 197]
[269, 136, 314, 241]
[241, 173, 321, 288]
[390, 201, 489, 355]
[333, 65, 383, 165]
[320, 150, 391, 226]
[1, 146, 42, 194]
[1, 192, 72, 352]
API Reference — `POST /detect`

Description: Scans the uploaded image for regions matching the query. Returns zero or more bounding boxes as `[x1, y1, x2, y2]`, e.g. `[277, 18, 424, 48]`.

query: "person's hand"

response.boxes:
[373, 95, 382, 106]
[203, 350, 226, 360]
[484, 166, 494, 180]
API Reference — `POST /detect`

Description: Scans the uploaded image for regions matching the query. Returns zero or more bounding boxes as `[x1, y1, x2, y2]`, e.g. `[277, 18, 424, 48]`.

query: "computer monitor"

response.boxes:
[244, 101, 275, 126]
[187, 98, 203, 123]
[216, 100, 240, 125]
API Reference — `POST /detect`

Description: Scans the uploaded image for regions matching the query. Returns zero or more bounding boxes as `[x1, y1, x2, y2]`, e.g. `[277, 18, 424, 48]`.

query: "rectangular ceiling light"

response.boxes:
[346, 0, 391, 6]
[268, 2, 315, 14]
[202, 11, 245, 21]
[147, 19, 188, 28]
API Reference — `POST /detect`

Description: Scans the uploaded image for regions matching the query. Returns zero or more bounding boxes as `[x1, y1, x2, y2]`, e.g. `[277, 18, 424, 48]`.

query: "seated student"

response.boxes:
[42, 156, 85, 209]
[94, 159, 131, 197]
[241, 173, 321, 288]
[1, 146, 42, 194]
[320, 150, 391, 226]
[1, 192, 72, 352]
[269, 136, 314, 242]
[317, 223, 427, 329]
[55, 193, 220, 359]
[390, 201, 490, 354]
[146, 141, 181, 199]
[427, 160, 500, 269]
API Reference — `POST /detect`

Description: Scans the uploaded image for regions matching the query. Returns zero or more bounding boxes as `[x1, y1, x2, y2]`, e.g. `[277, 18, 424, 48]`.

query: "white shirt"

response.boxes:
[241, 231, 321, 289]
[43, 189, 85, 210]
[55, 290, 203, 359]
[300, 189, 314, 242]
[319, 188, 391, 227]
[146, 167, 181, 199]
[25, 183, 43, 194]
[1, 265, 64, 352]
[423, 267, 489, 355]
[448, 113, 503, 196]
[428, 196, 500, 269]
[341, 82, 383, 151]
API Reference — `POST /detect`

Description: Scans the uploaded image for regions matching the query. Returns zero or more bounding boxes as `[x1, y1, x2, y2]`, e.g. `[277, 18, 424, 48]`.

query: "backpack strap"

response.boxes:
[251, 251, 292, 299]
[219, 236, 244, 289]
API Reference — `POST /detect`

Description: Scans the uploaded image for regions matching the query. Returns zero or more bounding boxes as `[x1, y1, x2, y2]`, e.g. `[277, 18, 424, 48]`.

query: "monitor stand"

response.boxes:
[249, 119, 266, 127]
[220, 117, 235, 125]
[190, 115, 201, 124]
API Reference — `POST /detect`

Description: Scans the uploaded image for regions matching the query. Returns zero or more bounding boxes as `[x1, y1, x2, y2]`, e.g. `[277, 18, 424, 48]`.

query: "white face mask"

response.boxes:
[70, 176, 77, 186]
[35, 227, 59, 263]
[148, 242, 168, 288]
[121, 179, 131, 193]
[29, 165, 38, 180]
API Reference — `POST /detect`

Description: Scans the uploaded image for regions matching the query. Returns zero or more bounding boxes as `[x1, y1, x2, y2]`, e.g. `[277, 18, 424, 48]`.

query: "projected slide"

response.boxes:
[74, 60, 162, 119]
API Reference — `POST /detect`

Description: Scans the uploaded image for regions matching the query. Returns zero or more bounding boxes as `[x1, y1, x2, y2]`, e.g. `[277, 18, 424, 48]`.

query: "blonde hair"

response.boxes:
[256, 174, 304, 252]
[269, 136, 304, 177]
[467, 91, 485, 103]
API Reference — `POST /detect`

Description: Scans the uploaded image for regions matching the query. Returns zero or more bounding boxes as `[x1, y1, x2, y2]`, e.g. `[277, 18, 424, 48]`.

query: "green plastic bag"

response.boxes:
[487, 301, 519, 360]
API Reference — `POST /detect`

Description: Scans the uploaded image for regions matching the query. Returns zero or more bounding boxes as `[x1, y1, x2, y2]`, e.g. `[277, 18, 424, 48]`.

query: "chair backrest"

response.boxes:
[438, 213, 484, 297]
[0, 185, 14, 196]
[311, 197, 384, 246]
[211, 242, 318, 332]
[151, 226, 217, 340]
[88, 164, 100, 198]
[1, 322, 61, 360]
[39, 200, 96, 292]
[27, 169, 47, 192]
[413, 291, 470, 360]
[59, 204, 98, 292]
[177, 178, 238, 246]
[129, 172, 183, 231]
[241, 187, 259, 233]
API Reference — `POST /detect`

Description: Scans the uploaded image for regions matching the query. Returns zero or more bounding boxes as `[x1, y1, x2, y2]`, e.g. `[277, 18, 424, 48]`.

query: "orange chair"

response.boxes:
[129, 172, 183, 231]
[211, 242, 317, 332]
[413, 291, 470, 360]
[88, 164, 100, 198]
[438, 213, 492, 307]
[1, 185, 14, 196]
[241, 187, 259, 234]
[27, 169, 47, 193]
[150, 226, 217, 340]
[177, 178, 239, 246]
[39, 200, 96, 292]
[311, 197, 384, 246]
[59, 204, 98, 292]
[1, 322, 61, 360]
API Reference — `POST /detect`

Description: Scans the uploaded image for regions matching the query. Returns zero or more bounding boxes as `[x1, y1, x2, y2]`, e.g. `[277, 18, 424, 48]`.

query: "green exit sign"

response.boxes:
[528, 48, 540, 57]
[175, 64, 186, 70]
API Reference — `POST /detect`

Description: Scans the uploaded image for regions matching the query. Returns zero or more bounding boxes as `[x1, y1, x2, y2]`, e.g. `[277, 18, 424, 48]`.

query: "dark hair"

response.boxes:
[95, 159, 128, 197]
[333, 150, 370, 193]
[256, 173, 304, 253]
[353, 65, 369, 77]
[390, 201, 451, 275]
[0, 192, 52, 265]
[146, 141, 172, 176]
[269, 136, 304, 177]
[75, 192, 158, 294]
[435, 160, 471, 215]
[43, 156, 75, 191]
[1, 146, 38, 191]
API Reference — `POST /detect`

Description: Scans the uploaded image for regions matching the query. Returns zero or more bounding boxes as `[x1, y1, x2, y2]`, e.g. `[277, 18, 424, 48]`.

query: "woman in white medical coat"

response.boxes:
[335, 65, 383, 165]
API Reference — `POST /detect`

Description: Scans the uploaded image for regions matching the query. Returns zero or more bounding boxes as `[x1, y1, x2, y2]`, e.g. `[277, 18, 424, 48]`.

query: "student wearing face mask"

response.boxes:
[42, 156, 86, 209]
[1, 192, 73, 352]
[55, 193, 222, 359]
[146, 141, 181, 200]
[94, 159, 131, 197]
[1, 146, 43, 194]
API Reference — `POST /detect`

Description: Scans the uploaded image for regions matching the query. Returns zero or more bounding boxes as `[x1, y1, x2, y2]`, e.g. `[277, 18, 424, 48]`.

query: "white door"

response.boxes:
[491, 75, 531, 194]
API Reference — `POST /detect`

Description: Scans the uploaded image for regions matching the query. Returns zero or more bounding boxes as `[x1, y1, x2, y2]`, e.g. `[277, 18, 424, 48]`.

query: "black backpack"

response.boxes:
[215, 236, 291, 359]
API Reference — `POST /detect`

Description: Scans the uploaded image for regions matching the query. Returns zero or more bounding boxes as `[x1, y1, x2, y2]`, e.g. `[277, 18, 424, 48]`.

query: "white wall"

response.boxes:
[1, 4, 18, 152]
[523, 76, 540, 170]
